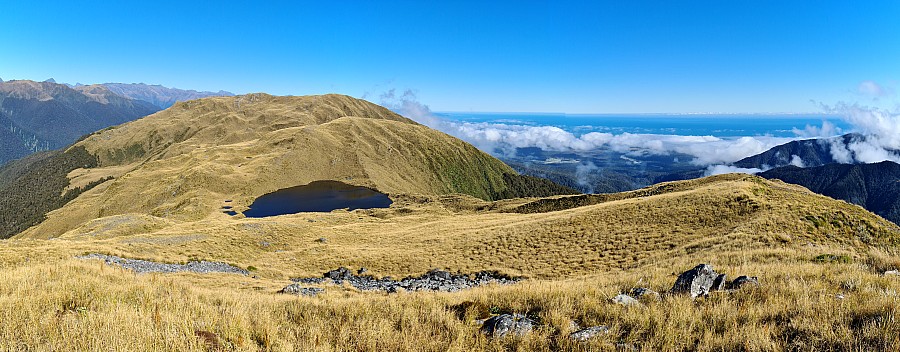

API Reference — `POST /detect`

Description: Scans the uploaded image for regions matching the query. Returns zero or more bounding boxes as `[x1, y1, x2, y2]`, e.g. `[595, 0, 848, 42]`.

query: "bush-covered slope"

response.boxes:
[759, 161, 900, 225]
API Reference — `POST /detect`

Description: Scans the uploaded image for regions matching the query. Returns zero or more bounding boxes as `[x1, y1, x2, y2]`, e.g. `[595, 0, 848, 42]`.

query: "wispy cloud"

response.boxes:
[857, 80, 893, 99]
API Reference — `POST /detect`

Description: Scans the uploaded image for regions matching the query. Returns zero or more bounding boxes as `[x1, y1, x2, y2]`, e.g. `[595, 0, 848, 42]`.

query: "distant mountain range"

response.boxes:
[98, 83, 233, 109]
[759, 161, 900, 225]
[0, 80, 160, 165]
[0, 79, 234, 166]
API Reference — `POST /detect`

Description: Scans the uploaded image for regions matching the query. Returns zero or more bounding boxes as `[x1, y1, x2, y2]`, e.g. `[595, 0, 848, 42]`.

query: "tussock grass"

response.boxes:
[2, 175, 900, 350]
[1, 252, 899, 351]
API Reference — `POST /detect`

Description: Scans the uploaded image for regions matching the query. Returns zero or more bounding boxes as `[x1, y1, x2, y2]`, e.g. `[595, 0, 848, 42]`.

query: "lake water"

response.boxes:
[243, 180, 392, 218]
[435, 112, 850, 138]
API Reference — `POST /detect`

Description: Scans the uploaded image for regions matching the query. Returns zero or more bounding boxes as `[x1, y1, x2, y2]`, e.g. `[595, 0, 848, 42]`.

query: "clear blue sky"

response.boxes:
[2, 1, 898, 113]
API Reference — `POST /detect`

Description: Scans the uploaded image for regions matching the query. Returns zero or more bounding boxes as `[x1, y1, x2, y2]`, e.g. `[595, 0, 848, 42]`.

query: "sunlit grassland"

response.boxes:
[1, 175, 899, 351]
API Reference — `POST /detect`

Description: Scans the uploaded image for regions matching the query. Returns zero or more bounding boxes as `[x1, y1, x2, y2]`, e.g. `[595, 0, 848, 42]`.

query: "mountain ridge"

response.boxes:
[99, 82, 234, 109]
[0, 80, 160, 165]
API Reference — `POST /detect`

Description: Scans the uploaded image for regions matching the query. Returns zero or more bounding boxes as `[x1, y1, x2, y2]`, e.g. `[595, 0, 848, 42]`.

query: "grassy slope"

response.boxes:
[13, 94, 561, 239]
[1, 174, 899, 350]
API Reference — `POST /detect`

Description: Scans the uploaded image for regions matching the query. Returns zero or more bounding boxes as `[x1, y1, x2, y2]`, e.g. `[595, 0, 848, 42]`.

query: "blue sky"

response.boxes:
[1, 1, 899, 113]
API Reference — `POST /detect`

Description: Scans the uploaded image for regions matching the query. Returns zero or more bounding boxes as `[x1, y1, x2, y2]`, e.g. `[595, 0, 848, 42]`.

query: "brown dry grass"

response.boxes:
[1, 174, 900, 350]
[0, 249, 898, 351]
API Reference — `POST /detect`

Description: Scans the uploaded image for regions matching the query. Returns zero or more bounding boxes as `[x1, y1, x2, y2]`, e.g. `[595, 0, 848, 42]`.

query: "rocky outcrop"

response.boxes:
[672, 264, 761, 297]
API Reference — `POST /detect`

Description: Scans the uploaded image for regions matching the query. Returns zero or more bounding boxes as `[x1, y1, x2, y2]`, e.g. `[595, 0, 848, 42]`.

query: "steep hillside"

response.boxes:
[759, 161, 900, 225]
[100, 83, 234, 108]
[4, 94, 573, 239]
[0, 80, 160, 165]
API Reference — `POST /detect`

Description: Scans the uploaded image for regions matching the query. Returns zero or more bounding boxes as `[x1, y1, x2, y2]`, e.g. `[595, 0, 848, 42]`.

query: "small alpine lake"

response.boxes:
[242, 180, 392, 218]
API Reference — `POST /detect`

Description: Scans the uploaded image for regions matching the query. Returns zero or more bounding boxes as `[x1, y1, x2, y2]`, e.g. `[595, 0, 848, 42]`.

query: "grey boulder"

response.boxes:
[480, 313, 535, 338]
[728, 276, 760, 290]
[671, 264, 722, 298]
[612, 293, 640, 306]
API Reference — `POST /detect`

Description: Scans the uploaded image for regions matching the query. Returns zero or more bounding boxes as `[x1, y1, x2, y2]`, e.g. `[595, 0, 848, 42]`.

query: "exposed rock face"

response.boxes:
[293, 267, 522, 292]
[671, 264, 722, 298]
[280, 284, 325, 297]
[480, 314, 535, 338]
[569, 326, 610, 341]
[78, 253, 249, 275]
[728, 276, 760, 290]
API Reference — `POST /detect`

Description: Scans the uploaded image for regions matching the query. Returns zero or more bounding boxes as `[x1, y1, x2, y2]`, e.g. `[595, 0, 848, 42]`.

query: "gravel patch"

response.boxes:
[79, 253, 249, 275]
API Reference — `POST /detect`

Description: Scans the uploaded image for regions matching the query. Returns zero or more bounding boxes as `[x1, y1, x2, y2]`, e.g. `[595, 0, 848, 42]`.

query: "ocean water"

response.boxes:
[434, 112, 851, 138]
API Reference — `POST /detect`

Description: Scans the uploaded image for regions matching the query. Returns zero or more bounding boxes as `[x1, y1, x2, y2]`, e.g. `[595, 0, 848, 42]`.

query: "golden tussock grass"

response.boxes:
[0, 249, 898, 351]
[1, 174, 899, 350]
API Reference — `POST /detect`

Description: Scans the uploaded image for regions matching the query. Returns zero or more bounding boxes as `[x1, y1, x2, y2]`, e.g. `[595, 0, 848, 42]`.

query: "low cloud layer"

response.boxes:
[380, 90, 794, 166]
[379, 90, 900, 178]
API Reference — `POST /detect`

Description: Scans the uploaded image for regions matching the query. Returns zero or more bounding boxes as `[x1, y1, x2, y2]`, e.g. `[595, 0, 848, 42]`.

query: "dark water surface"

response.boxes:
[243, 180, 392, 217]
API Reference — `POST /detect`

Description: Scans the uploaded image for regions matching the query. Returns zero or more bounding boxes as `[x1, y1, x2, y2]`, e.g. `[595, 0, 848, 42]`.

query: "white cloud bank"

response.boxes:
[379, 90, 900, 177]
[380, 90, 794, 166]
[820, 103, 900, 164]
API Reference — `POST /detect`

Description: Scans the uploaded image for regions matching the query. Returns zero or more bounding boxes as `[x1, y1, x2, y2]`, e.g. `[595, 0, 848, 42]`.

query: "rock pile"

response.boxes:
[292, 267, 522, 293]
[670, 264, 759, 297]
[476, 263, 761, 341]
[671, 264, 728, 298]
[607, 264, 762, 307]
[78, 253, 249, 275]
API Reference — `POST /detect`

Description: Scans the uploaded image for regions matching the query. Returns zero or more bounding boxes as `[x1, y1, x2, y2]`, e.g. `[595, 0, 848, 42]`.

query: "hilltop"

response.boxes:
[734, 133, 867, 169]
[0, 94, 573, 239]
